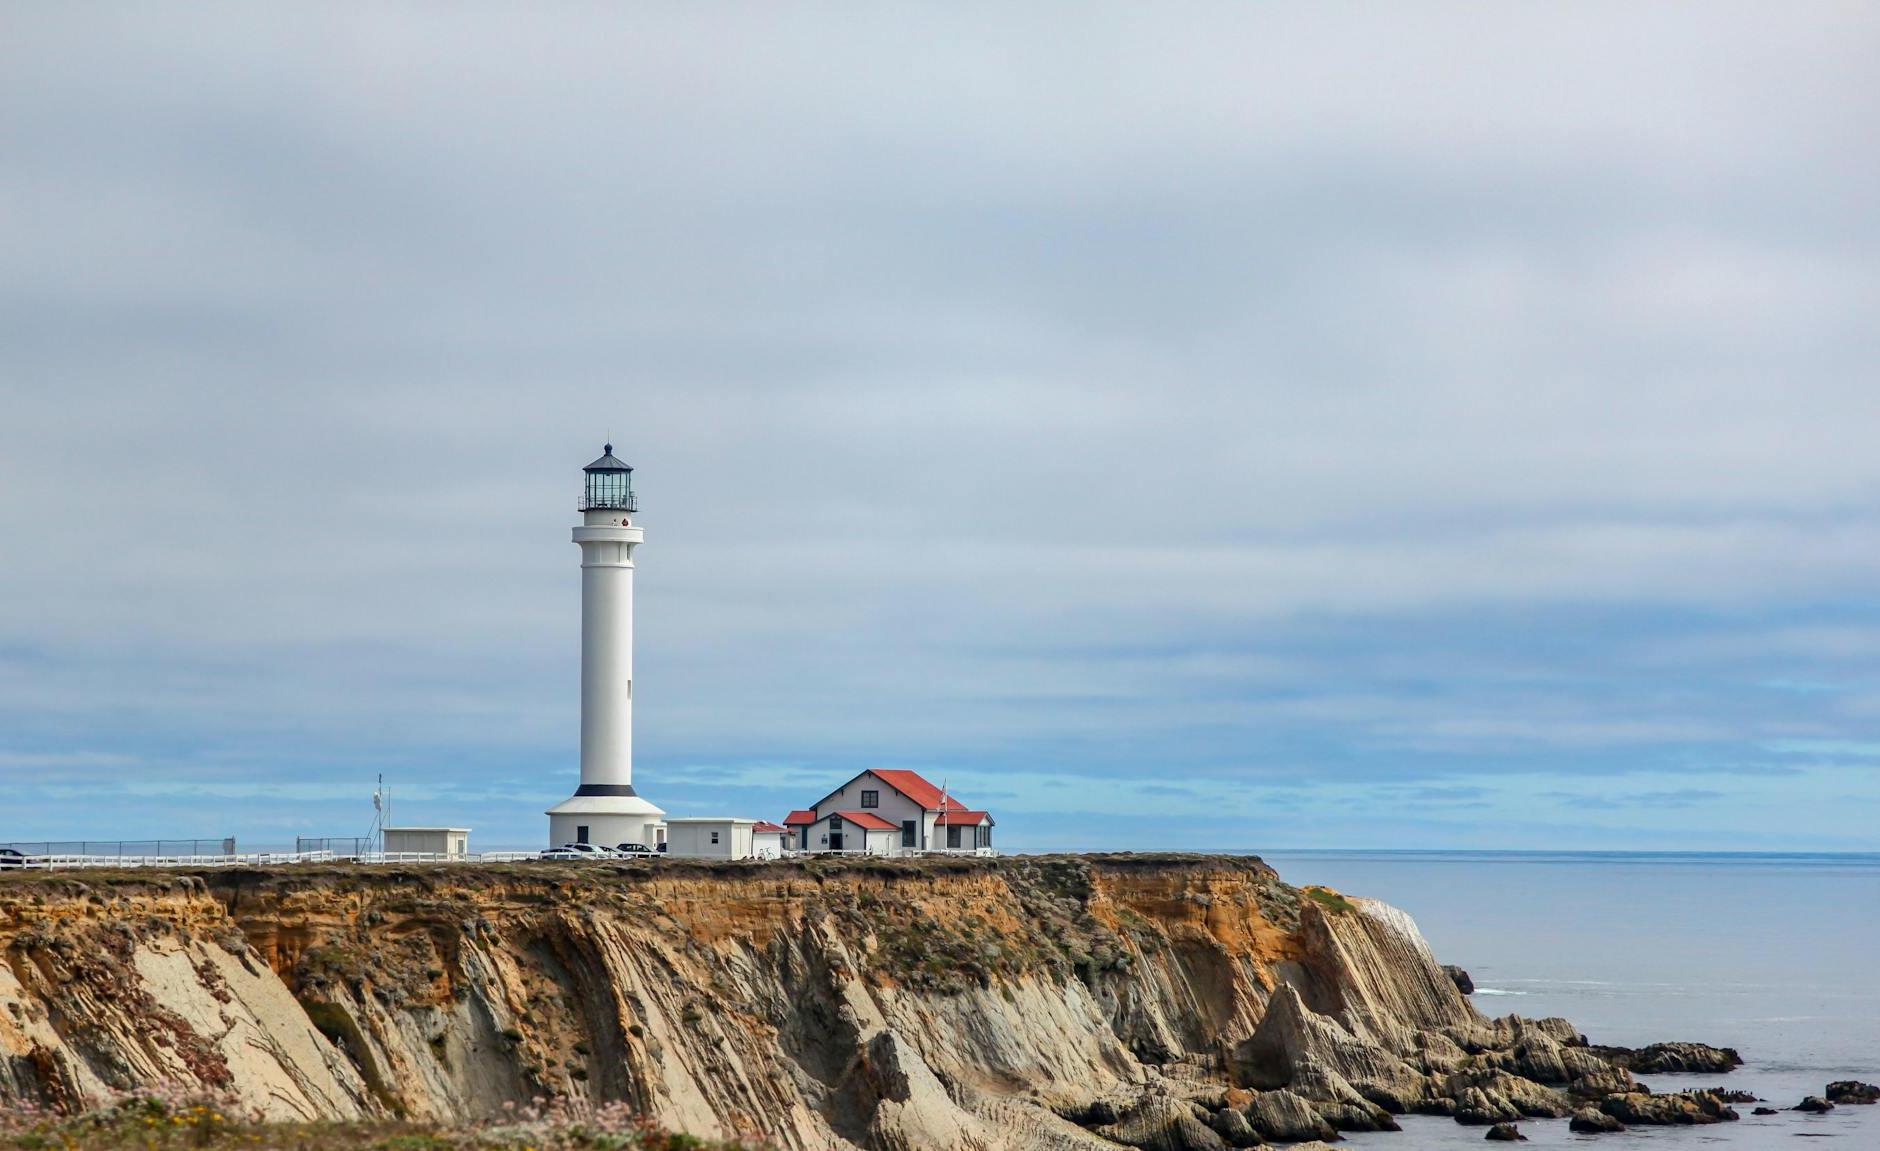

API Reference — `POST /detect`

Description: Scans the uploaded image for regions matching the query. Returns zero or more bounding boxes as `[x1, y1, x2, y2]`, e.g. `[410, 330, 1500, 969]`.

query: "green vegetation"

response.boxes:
[1302, 886, 1355, 915]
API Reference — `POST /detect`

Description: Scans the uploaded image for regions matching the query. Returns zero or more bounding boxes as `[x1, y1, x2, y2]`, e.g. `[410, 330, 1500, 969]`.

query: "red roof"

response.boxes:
[833, 810, 899, 831]
[752, 821, 788, 833]
[868, 769, 967, 812]
[935, 810, 991, 826]
[783, 810, 817, 826]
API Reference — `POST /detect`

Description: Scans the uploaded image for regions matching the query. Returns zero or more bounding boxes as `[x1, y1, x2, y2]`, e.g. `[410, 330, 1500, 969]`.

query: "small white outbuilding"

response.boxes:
[664, 818, 759, 860]
[382, 827, 471, 858]
[752, 821, 789, 859]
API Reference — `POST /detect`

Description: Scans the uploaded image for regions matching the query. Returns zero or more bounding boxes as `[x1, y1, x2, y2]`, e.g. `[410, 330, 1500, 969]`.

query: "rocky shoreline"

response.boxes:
[0, 855, 1871, 1149]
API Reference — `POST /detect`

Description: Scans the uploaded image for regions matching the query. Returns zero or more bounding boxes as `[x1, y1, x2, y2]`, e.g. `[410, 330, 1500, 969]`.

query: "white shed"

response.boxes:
[752, 821, 789, 859]
[382, 827, 470, 858]
[664, 818, 758, 860]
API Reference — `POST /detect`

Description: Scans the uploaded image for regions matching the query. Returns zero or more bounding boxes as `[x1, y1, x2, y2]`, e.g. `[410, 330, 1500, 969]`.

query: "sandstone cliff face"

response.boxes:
[0, 855, 1644, 1149]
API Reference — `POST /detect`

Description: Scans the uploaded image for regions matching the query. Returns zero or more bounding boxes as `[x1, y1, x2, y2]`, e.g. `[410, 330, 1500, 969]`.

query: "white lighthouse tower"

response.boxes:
[545, 444, 665, 849]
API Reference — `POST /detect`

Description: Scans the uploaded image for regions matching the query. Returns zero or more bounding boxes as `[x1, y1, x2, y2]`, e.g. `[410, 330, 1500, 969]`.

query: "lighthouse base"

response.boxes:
[545, 792, 666, 851]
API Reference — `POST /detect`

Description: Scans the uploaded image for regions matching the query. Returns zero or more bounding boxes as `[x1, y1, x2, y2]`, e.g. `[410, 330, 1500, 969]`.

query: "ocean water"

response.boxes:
[1252, 850, 1880, 1148]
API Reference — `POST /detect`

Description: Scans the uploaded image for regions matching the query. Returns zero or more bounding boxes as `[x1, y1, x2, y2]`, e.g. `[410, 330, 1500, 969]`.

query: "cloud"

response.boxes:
[2, 4, 1879, 849]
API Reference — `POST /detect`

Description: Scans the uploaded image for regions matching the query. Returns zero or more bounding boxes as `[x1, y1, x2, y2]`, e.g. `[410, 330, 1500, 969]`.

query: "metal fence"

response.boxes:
[1, 838, 236, 859]
[296, 836, 373, 859]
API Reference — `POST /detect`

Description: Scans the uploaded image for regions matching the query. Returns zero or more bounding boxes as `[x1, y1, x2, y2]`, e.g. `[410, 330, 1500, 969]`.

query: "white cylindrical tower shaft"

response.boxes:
[577, 522, 638, 786]
[547, 443, 663, 849]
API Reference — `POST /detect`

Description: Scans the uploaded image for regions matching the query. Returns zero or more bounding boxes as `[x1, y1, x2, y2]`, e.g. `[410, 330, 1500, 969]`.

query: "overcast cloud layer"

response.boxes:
[3, 3, 1879, 851]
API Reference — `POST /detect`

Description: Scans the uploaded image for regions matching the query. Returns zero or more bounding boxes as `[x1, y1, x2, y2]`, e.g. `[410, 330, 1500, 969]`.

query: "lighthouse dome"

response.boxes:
[580, 443, 637, 511]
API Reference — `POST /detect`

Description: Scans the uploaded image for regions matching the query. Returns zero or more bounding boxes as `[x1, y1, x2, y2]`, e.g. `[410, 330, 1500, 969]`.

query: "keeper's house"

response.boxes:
[783, 769, 994, 855]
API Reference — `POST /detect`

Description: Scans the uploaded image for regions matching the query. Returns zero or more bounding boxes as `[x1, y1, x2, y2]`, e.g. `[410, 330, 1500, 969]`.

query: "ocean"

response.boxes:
[1255, 850, 1880, 1148]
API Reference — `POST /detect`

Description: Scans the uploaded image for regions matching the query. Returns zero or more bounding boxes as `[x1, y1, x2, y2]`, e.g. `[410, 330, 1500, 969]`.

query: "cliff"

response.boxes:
[0, 855, 1728, 1148]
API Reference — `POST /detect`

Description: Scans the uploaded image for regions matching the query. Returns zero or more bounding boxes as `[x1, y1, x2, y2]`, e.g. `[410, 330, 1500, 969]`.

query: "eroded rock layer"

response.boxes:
[0, 855, 1735, 1148]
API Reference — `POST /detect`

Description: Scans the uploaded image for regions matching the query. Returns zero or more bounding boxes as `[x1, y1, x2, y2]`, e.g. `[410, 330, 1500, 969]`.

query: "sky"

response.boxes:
[3, 3, 1879, 852]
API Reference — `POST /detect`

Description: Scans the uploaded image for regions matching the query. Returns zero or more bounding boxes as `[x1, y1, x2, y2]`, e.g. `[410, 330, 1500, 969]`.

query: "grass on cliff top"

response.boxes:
[0, 851, 1280, 901]
[1302, 885, 1355, 915]
[0, 1096, 769, 1151]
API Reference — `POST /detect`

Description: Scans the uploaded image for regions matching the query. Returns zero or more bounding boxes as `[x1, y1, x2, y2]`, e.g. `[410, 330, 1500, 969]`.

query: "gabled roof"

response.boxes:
[868, 769, 967, 811]
[806, 768, 969, 815]
[752, 821, 788, 833]
[830, 810, 899, 832]
[783, 810, 817, 826]
[934, 810, 992, 827]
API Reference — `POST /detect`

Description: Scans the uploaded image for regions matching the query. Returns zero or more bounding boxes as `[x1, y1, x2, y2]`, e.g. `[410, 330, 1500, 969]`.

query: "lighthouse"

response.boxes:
[545, 444, 666, 849]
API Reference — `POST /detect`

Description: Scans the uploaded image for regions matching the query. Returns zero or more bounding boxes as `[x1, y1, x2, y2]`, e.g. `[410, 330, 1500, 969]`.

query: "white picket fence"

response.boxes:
[0, 847, 997, 872]
[3, 849, 543, 871]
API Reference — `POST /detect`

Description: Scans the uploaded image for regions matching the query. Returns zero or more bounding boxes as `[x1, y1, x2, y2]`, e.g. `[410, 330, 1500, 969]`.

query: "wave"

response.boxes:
[1472, 988, 1527, 996]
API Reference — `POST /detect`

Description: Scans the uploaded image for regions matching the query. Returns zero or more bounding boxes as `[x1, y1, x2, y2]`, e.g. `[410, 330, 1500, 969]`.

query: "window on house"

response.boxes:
[710, 831, 720, 844]
[901, 820, 916, 847]
[577, 825, 589, 844]
[860, 790, 879, 808]
[947, 826, 961, 849]
[829, 815, 842, 830]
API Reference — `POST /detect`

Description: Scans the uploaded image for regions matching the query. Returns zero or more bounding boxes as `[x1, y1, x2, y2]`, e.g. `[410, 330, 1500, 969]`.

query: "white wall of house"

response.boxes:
[752, 831, 787, 859]
[800, 814, 902, 856]
[807, 772, 933, 849]
[382, 828, 470, 857]
[858, 826, 900, 856]
[665, 819, 756, 859]
[940, 821, 994, 851]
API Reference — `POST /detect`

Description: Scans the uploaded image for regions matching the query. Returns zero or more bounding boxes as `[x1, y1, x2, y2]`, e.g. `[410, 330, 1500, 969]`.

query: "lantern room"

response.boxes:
[581, 443, 637, 511]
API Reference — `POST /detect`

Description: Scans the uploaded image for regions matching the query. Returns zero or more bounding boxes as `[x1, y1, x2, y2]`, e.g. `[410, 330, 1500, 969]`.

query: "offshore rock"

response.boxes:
[1751, 1106, 1778, 1115]
[1827, 1080, 1879, 1104]
[1568, 1107, 1625, 1133]
[1599, 1090, 1739, 1126]
[1794, 1096, 1835, 1113]
[1484, 1122, 1526, 1141]
[1590, 1041, 1743, 1075]
[1441, 1069, 1572, 1123]
[1444, 966, 1475, 995]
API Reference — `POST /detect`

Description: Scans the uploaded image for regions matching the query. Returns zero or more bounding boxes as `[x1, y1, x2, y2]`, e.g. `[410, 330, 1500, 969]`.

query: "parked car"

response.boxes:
[0, 848, 27, 869]
[540, 843, 619, 860]
[613, 843, 656, 855]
